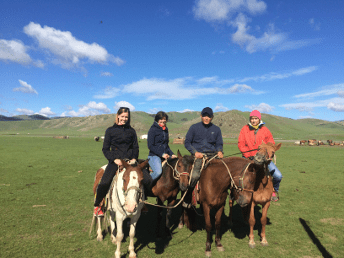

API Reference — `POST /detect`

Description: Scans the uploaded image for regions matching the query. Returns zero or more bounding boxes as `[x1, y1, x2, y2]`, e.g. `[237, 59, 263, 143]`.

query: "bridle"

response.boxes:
[166, 159, 190, 181]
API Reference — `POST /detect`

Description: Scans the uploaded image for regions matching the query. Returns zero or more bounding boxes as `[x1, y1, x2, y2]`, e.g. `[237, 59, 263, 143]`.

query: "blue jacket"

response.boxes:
[184, 122, 223, 155]
[147, 122, 174, 158]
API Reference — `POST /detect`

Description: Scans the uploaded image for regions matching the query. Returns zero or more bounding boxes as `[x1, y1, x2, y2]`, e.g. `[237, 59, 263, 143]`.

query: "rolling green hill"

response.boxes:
[0, 110, 343, 141]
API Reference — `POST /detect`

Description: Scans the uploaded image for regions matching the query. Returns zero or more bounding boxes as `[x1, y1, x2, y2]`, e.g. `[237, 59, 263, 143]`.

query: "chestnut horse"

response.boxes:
[145, 150, 192, 238]
[229, 142, 282, 248]
[195, 156, 259, 257]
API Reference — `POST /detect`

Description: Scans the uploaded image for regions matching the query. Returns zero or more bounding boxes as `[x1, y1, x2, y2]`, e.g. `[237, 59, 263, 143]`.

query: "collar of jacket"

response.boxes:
[248, 121, 265, 130]
[202, 122, 212, 128]
[153, 121, 168, 131]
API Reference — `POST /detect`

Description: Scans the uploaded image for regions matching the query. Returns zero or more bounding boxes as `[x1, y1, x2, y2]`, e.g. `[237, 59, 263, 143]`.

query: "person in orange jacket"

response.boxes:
[238, 110, 282, 201]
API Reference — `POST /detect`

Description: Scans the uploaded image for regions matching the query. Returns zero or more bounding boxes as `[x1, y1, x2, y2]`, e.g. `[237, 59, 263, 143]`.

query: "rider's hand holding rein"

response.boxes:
[162, 153, 170, 159]
[217, 151, 224, 159]
[195, 152, 204, 159]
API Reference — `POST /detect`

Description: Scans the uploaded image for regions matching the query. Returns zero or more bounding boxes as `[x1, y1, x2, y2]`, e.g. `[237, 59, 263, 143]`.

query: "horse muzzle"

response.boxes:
[253, 153, 265, 165]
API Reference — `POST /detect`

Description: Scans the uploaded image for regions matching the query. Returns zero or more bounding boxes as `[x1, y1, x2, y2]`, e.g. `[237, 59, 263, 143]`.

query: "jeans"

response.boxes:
[268, 161, 283, 192]
[148, 155, 163, 181]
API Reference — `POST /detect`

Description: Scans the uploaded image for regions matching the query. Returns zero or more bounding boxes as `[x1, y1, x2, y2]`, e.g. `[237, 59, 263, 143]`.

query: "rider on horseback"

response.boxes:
[238, 110, 283, 201]
[184, 107, 224, 206]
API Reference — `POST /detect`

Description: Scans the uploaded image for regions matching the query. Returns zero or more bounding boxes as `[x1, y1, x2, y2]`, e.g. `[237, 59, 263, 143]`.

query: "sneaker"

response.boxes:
[94, 206, 104, 217]
[271, 191, 279, 202]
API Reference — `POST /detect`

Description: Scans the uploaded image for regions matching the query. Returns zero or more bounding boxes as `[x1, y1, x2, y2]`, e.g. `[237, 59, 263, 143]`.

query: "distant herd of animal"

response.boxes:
[295, 139, 344, 146]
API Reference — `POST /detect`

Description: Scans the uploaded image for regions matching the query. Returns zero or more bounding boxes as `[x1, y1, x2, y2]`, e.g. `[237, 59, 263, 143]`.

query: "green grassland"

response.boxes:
[1, 136, 343, 257]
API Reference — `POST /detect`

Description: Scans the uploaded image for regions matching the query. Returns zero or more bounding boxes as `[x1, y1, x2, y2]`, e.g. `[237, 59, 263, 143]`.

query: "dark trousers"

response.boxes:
[189, 158, 203, 189]
[94, 162, 118, 207]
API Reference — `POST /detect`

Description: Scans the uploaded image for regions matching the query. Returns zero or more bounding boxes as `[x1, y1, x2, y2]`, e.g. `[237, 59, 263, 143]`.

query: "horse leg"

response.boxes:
[115, 214, 124, 258]
[128, 218, 137, 258]
[178, 208, 184, 229]
[96, 216, 103, 241]
[260, 201, 271, 246]
[215, 206, 225, 252]
[248, 202, 256, 248]
[203, 204, 212, 257]
[109, 210, 116, 244]
[228, 198, 233, 228]
[156, 199, 164, 239]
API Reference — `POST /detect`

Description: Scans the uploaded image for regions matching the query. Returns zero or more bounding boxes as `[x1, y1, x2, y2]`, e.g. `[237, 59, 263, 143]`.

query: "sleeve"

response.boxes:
[184, 125, 197, 155]
[102, 128, 115, 162]
[147, 127, 164, 157]
[238, 126, 250, 154]
[215, 127, 223, 152]
[131, 129, 139, 160]
[264, 127, 275, 145]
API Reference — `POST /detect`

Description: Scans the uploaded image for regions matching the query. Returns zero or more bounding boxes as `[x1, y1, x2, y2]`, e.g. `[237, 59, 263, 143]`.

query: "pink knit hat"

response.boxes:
[250, 110, 261, 120]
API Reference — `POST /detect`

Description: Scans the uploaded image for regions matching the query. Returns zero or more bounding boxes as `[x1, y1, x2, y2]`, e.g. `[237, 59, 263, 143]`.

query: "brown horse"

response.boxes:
[192, 156, 259, 257]
[145, 150, 192, 238]
[229, 142, 282, 248]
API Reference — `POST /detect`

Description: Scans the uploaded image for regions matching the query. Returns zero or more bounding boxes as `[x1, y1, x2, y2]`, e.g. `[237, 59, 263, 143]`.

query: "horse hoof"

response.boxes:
[261, 239, 269, 246]
[249, 243, 255, 249]
[205, 251, 212, 257]
[178, 223, 184, 229]
[97, 236, 103, 242]
[216, 246, 225, 252]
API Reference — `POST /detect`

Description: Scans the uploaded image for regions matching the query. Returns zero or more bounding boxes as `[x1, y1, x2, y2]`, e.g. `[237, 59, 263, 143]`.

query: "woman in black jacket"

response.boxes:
[147, 111, 176, 183]
[94, 107, 139, 217]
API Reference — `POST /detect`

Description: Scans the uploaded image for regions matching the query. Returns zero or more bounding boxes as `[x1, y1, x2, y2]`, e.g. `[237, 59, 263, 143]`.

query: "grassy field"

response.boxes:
[0, 136, 343, 257]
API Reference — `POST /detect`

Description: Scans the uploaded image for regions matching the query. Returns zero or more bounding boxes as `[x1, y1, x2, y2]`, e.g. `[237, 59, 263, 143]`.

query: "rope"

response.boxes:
[143, 189, 189, 209]
[222, 148, 259, 158]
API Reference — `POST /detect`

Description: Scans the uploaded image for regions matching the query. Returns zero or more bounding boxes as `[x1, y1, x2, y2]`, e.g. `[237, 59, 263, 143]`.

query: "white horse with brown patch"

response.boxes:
[109, 159, 148, 258]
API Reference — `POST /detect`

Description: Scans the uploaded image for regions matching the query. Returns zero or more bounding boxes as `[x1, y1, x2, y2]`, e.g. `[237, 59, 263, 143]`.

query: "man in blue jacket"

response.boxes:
[184, 107, 223, 192]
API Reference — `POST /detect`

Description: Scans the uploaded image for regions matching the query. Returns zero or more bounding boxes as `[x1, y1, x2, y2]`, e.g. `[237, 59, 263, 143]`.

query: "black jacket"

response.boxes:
[102, 123, 139, 162]
[147, 122, 173, 158]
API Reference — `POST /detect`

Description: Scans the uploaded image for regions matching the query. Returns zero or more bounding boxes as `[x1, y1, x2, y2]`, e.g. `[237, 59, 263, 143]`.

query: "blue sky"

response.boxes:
[1, 0, 344, 121]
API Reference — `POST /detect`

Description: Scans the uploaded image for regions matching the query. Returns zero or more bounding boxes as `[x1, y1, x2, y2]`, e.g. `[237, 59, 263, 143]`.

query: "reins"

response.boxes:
[143, 159, 190, 209]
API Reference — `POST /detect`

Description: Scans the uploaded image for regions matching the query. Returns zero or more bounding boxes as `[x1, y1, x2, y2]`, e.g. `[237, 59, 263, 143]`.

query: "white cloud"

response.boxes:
[13, 80, 38, 94]
[0, 108, 9, 114]
[238, 66, 318, 83]
[114, 101, 135, 112]
[294, 83, 344, 99]
[94, 86, 120, 99]
[309, 18, 320, 31]
[148, 108, 160, 114]
[214, 103, 229, 111]
[327, 102, 344, 112]
[100, 72, 114, 77]
[16, 108, 34, 115]
[38, 107, 56, 117]
[177, 109, 195, 113]
[193, 0, 266, 22]
[281, 97, 344, 112]
[0, 39, 32, 65]
[62, 101, 110, 117]
[23, 22, 125, 68]
[122, 77, 261, 100]
[245, 103, 274, 113]
[338, 90, 344, 98]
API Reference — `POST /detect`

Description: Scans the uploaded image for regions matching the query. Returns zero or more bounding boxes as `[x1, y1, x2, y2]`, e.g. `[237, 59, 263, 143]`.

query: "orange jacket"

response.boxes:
[238, 124, 275, 158]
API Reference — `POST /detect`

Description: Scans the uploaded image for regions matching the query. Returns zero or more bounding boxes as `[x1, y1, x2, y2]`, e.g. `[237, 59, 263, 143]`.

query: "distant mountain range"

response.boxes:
[0, 114, 65, 121]
[0, 111, 343, 140]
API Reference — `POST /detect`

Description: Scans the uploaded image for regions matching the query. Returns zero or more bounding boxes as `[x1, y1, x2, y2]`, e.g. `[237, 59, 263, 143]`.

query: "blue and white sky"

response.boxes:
[1, 0, 344, 121]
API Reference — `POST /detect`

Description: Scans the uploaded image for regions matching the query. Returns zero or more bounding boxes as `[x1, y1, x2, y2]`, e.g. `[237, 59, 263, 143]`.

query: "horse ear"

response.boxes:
[121, 159, 129, 169]
[138, 159, 149, 170]
[275, 143, 282, 151]
[177, 150, 182, 159]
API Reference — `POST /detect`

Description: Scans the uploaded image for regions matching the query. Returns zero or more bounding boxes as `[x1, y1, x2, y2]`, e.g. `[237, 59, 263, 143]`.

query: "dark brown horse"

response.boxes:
[229, 142, 282, 248]
[192, 157, 259, 257]
[145, 150, 192, 238]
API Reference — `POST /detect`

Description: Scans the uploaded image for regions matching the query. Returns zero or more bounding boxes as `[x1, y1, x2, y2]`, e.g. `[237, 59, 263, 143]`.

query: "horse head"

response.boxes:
[254, 142, 282, 166]
[121, 159, 148, 213]
[172, 150, 192, 192]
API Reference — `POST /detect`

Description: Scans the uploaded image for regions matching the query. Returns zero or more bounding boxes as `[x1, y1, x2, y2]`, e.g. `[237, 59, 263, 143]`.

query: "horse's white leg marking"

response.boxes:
[115, 212, 125, 258]
[96, 216, 103, 241]
[128, 219, 137, 258]
[109, 210, 116, 243]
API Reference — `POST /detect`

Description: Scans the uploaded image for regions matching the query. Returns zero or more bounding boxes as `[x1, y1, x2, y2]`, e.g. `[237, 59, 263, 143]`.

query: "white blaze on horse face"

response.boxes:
[124, 171, 140, 213]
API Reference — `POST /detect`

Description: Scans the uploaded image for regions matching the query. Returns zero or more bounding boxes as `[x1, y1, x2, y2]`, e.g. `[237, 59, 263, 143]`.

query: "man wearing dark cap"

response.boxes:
[183, 107, 223, 206]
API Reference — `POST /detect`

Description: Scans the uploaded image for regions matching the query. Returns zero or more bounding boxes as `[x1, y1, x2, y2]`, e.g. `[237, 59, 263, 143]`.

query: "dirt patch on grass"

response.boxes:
[320, 218, 343, 225]
[324, 233, 337, 242]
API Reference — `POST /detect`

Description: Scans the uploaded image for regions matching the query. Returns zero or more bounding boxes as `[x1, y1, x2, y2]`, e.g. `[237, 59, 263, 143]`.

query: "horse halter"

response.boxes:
[167, 160, 189, 180]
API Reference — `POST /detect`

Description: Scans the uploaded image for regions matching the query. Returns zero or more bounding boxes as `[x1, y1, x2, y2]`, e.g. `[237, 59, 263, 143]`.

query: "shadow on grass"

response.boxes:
[229, 204, 271, 240]
[299, 218, 333, 258]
